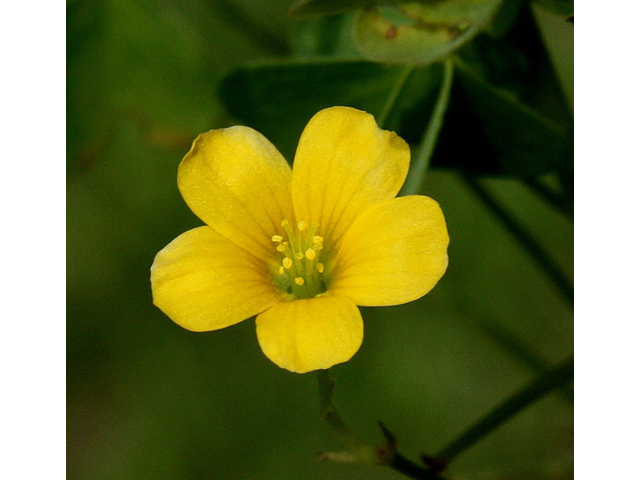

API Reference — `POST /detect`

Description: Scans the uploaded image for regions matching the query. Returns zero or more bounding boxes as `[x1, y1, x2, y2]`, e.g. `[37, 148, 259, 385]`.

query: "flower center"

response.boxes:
[271, 219, 327, 300]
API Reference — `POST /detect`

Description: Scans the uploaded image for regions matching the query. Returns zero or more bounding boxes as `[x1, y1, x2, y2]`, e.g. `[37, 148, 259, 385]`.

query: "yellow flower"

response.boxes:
[151, 106, 449, 373]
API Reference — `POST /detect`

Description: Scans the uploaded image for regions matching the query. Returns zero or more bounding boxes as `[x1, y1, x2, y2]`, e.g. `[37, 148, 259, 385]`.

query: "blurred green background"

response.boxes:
[67, 0, 573, 478]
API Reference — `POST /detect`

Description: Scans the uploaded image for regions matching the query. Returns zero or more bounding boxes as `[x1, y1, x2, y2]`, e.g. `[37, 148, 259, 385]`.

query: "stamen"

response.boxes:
[272, 219, 327, 299]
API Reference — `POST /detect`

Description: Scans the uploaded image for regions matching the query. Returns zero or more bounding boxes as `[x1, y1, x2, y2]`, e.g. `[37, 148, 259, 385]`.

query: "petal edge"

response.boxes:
[178, 127, 294, 263]
[291, 106, 410, 256]
[330, 195, 449, 306]
[151, 226, 283, 332]
[256, 295, 363, 373]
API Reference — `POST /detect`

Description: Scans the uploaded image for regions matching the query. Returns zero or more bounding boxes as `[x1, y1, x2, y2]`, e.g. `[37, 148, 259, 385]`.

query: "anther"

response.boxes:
[271, 219, 327, 298]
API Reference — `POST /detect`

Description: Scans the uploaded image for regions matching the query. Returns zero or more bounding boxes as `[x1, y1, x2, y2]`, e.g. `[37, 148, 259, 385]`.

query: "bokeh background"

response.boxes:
[67, 0, 573, 478]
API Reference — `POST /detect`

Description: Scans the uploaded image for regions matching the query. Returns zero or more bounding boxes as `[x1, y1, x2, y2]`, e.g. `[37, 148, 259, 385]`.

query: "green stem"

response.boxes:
[317, 369, 447, 479]
[378, 66, 415, 129]
[390, 453, 446, 480]
[317, 358, 572, 475]
[461, 175, 574, 307]
[436, 357, 574, 462]
[317, 369, 362, 451]
[400, 58, 454, 196]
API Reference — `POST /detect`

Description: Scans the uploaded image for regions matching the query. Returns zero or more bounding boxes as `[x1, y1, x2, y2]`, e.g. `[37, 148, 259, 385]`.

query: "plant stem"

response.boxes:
[317, 357, 571, 477]
[317, 369, 364, 453]
[378, 65, 415, 129]
[317, 369, 447, 479]
[400, 58, 454, 196]
[436, 357, 574, 462]
[461, 175, 574, 307]
[390, 453, 446, 480]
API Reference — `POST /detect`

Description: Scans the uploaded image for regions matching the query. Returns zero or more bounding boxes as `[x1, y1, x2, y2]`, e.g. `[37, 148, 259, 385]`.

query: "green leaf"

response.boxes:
[432, 61, 571, 176]
[218, 59, 439, 161]
[354, 0, 503, 65]
[457, 20, 572, 127]
[429, 4, 572, 177]
[484, 0, 525, 38]
[531, 0, 573, 17]
[218, 43, 571, 177]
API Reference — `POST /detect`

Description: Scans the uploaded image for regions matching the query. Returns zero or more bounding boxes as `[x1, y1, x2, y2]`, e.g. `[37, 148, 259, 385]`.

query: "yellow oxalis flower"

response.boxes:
[151, 106, 449, 374]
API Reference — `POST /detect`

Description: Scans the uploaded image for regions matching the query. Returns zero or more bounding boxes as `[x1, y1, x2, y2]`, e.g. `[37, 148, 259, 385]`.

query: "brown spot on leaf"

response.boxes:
[385, 26, 398, 40]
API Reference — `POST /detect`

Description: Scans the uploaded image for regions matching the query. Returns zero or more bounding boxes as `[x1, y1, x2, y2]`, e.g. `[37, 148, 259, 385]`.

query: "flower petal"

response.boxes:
[291, 106, 410, 255]
[330, 195, 449, 306]
[255, 295, 363, 373]
[151, 226, 283, 332]
[178, 127, 294, 263]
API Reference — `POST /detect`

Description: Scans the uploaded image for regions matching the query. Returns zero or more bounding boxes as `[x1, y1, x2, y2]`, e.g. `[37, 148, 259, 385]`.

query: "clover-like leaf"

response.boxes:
[532, 0, 573, 18]
[355, 0, 504, 65]
[219, 59, 423, 160]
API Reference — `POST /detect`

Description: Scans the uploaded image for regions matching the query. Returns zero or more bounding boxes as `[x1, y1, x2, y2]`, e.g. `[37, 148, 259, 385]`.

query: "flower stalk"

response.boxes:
[400, 58, 454, 196]
[317, 358, 572, 478]
[317, 369, 448, 480]
[377, 65, 415, 128]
